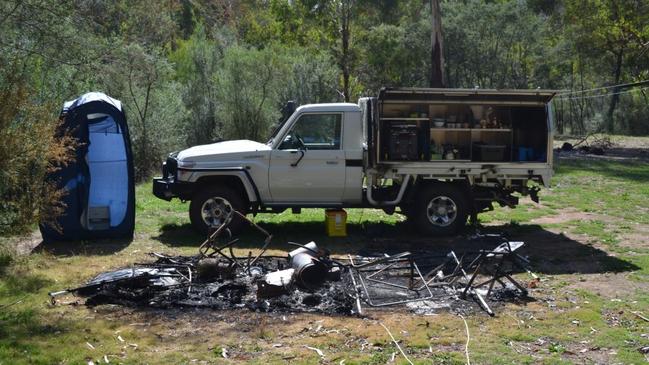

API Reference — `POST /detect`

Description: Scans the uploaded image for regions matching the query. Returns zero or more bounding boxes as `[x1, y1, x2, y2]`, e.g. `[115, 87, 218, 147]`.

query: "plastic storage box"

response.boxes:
[475, 144, 506, 162]
[517, 146, 534, 161]
[388, 125, 419, 160]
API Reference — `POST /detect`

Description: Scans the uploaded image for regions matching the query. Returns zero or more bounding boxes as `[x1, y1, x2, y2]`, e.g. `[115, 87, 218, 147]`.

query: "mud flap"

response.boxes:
[529, 186, 540, 203]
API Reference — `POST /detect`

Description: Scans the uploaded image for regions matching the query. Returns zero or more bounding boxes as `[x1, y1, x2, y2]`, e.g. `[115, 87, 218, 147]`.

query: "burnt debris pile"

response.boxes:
[71, 252, 354, 315]
[50, 213, 356, 315]
[347, 234, 538, 316]
[49, 213, 538, 316]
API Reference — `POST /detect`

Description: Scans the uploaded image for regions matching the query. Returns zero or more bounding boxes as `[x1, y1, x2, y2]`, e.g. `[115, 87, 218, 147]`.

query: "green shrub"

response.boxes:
[0, 66, 76, 235]
[0, 247, 13, 275]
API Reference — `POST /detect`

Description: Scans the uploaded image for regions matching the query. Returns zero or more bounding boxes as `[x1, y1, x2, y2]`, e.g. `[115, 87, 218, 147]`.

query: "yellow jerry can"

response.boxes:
[325, 209, 347, 237]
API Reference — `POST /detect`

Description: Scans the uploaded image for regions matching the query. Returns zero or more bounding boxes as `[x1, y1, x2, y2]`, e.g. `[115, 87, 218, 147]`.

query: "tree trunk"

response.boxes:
[577, 65, 586, 134]
[429, 0, 445, 88]
[605, 49, 623, 133]
[568, 62, 575, 133]
[556, 98, 564, 135]
[339, 0, 352, 102]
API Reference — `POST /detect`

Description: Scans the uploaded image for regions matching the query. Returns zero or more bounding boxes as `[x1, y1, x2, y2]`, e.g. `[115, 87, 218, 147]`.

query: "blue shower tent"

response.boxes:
[40, 92, 135, 241]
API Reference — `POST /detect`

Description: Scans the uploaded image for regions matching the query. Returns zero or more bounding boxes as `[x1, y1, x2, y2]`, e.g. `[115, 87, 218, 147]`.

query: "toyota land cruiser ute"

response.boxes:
[153, 87, 556, 236]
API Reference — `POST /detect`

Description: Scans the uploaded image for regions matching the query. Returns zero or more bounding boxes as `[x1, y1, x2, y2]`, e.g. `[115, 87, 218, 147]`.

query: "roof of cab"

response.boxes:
[297, 103, 361, 113]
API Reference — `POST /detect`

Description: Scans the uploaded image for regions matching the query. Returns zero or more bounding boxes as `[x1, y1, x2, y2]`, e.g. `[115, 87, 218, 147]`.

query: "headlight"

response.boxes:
[177, 160, 196, 168]
[178, 169, 192, 181]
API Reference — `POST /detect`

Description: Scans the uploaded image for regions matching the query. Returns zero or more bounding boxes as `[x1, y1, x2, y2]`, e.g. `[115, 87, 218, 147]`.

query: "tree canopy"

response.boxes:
[1, 0, 648, 233]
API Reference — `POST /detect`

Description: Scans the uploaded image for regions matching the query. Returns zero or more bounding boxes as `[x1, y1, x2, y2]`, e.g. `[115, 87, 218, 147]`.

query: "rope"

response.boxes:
[458, 314, 471, 365]
[378, 322, 414, 365]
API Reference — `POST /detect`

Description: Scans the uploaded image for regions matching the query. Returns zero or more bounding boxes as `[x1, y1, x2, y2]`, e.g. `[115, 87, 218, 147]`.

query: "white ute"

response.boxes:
[153, 87, 556, 236]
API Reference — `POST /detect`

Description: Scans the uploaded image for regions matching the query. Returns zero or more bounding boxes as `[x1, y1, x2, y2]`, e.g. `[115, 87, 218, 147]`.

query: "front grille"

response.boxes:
[164, 157, 178, 179]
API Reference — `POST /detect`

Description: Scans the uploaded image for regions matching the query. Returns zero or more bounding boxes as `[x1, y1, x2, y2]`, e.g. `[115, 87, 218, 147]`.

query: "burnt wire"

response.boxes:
[556, 79, 649, 96]
[557, 86, 649, 100]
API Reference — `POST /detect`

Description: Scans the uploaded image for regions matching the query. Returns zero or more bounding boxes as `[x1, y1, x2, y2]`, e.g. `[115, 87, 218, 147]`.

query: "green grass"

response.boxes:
[545, 158, 649, 223]
[1, 147, 649, 364]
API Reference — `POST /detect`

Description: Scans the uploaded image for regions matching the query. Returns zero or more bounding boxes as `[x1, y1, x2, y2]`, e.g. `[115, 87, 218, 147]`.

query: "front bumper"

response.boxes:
[152, 178, 194, 201]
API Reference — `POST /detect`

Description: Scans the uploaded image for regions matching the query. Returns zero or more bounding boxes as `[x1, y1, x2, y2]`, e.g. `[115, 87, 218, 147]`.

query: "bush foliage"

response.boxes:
[0, 68, 76, 235]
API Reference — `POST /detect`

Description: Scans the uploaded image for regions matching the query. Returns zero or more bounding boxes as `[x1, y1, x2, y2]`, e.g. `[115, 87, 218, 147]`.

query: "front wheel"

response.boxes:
[189, 185, 247, 235]
[413, 184, 469, 236]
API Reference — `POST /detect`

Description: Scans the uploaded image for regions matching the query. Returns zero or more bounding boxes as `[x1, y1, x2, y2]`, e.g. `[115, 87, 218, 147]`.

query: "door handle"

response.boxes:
[326, 161, 339, 165]
[290, 150, 305, 167]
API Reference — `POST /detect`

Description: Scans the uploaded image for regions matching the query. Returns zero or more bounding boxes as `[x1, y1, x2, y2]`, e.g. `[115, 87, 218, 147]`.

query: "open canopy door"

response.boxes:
[378, 87, 557, 105]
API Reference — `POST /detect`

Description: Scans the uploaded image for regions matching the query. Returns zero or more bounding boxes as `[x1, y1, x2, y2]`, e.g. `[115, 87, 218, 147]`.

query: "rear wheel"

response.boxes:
[413, 184, 469, 236]
[189, 185, 247, 235]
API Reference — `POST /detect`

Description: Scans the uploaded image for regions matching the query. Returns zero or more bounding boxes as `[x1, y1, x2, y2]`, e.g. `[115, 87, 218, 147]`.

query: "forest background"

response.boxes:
[1, 0, 648, 234]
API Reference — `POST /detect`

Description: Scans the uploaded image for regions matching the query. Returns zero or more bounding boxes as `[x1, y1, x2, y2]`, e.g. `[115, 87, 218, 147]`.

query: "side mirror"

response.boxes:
[279, 132, 306, 151]
[279, 134, 296, 150]
[278, 140, 291, 150]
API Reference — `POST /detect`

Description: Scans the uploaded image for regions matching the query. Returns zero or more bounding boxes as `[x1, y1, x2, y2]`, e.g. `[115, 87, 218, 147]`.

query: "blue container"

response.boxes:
[517, 147, 534, 161]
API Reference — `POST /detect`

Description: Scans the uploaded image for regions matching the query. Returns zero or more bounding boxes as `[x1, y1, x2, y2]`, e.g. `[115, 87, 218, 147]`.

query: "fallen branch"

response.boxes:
[571, 133, 592, 148]
[0, 296, 26, 309]
[304, 345, 324, 358]
[378, 322, 414, 365]
[458, 314, 471, 365]
[631, 311, 649, 323]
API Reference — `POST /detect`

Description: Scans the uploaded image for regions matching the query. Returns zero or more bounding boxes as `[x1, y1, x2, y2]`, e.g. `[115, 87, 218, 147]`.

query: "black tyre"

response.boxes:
[399, 203, 416, 220]
[413, 184, 469, 236]
[189, 185, 247, 235]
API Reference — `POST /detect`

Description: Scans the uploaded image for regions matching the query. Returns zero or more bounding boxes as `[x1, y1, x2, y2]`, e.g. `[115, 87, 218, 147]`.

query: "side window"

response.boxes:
[281, 113, 342, 150]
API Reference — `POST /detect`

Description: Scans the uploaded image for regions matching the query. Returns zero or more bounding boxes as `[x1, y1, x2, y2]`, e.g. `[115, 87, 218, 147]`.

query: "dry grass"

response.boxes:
[1, 137, 648, 364]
